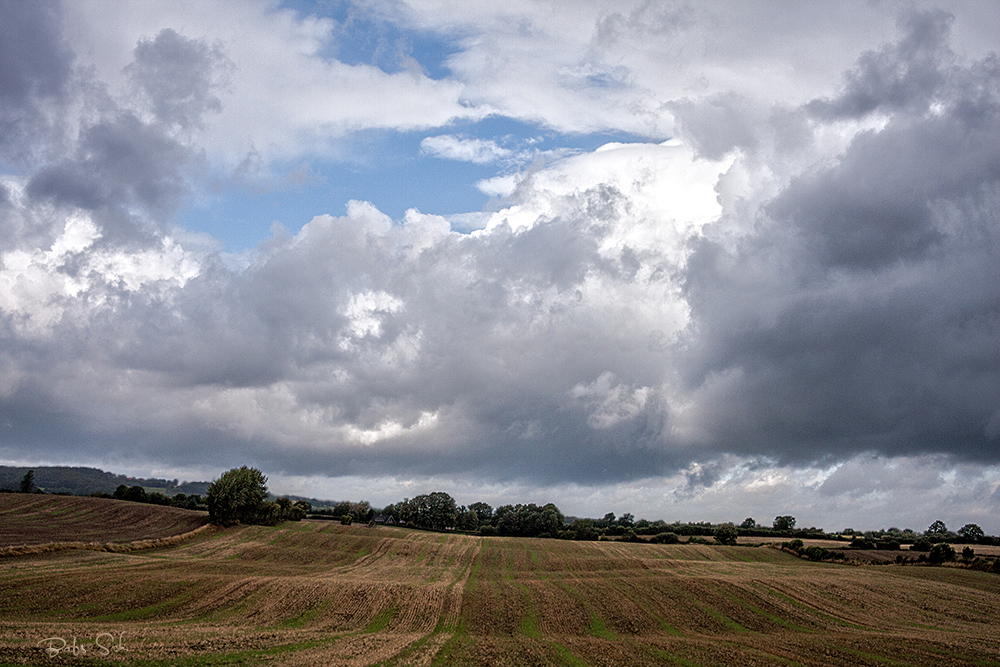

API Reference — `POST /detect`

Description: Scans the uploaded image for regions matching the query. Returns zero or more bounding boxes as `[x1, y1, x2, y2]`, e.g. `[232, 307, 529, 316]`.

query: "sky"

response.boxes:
[1, 0, 999, 533]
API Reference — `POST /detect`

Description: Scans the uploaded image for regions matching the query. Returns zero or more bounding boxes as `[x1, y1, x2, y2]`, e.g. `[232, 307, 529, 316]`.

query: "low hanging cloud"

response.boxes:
[1, 3, 999, 528]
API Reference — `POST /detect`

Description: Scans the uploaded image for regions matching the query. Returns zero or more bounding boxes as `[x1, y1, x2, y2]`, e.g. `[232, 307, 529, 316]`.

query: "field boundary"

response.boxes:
[0, 523, 216, 558]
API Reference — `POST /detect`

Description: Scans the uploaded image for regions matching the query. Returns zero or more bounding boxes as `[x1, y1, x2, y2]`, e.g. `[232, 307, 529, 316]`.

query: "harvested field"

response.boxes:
[1, 506, 998, 666]
[0, 494, 208, 548]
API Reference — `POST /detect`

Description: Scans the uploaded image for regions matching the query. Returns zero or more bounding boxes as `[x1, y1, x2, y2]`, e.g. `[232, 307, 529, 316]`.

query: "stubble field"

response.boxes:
[1, 495, 998, 666]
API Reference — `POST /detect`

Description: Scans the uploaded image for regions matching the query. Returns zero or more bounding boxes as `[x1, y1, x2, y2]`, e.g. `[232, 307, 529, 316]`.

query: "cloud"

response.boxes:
[0, 0, 74, 163]
[61, 0, 484, 164]
[420, 134, 515, 164]
[675, 12, 1000, 468]
[125, 28, 232, 131]
[808, 9, 955, 120]
[2, 2, 1000, 532]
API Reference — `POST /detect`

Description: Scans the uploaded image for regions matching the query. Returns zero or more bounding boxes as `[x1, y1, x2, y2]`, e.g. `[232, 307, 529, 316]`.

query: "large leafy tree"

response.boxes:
[926, 520, 948, 536]
[468, 502, 493, 526]
[206, 466, 270, 526]
[398, 492, 459, 530]
[773, 515, 796, 531]
[958, 523, 985, 542]
[494, 503, 565, 537]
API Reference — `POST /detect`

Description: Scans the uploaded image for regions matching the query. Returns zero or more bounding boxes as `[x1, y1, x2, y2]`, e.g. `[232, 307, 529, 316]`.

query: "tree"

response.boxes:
[568, 519, 598, 541]
[715, 523, 738, 546]
[773, 515, 796, 531]
[457, 508, 479, 532]
[399, 492, 458, 530]
[494, 503, 564, 537]
[469, 502, 494, 526]
[114, 484, 147, 502]
[618, 513, 635, 528]
[740, 517, 756, 529]
[19, 470, 35, 494]
[850, 536, 876, 549]
[275, 497, 306, 521]
[958, 523, 985, 543]
[206, 466, 270, 526]
[926, 520, 948, 536]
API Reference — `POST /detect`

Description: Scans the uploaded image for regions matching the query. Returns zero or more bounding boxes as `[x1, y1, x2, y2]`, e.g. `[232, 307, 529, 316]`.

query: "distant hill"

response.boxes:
[0, 465, 210, 497]
[0, 465, 348, 508]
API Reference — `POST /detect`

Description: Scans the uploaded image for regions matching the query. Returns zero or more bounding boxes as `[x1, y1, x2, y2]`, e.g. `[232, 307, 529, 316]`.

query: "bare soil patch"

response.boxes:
[0, 493, 208, 548]
[1, 518, 998, 666]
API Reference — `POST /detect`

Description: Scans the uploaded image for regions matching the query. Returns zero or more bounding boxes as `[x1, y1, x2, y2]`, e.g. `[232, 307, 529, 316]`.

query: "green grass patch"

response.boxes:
[837, 647, 920, 667]
[905, 622, 953, 632]
[627, 597, 683, 636]
[699, 605, 749, 633]
[518, 613, 542, 639]
[279, 600, 328, 629]
[549, 641, 590, 667]
[428, 628, 469, 667]
[587, 613, 616, 640]
[364, 605, 399, 633]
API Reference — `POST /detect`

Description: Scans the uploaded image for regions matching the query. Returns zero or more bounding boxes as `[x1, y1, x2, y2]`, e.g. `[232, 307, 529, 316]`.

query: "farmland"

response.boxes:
[0, 495, 209, 550]
[1, 496, 999, 666]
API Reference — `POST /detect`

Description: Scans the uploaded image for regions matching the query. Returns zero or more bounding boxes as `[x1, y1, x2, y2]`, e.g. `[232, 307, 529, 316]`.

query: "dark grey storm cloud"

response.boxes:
[28, 115, 193, 223]
[808, 9, 955, 120]
[680, 11, 1000, 467]
[0, 0, 74, 163]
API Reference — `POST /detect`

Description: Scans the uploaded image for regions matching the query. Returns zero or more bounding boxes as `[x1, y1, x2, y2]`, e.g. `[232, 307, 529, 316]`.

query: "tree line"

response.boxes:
[5, 467, 997, 548]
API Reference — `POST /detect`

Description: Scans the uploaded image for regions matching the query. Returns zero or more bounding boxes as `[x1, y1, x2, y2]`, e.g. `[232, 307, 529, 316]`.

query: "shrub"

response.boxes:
[804, 546, 829, 561]
[714, 523, 739, 546]
[962, 546, 975, 559]
[850, 536, 876, 549]
[876, 539, 900, 551]
[340, 514, 353, 525]
[911, 537, 932, 552]
[652, 532, 680, 544]
[478, 524, 497, 536]
[928, 543, 956, 564]
[621, 528, 642, 543]
[787, 539, 804, 552]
